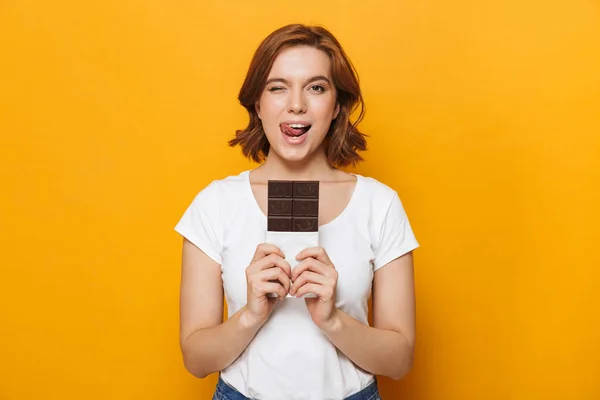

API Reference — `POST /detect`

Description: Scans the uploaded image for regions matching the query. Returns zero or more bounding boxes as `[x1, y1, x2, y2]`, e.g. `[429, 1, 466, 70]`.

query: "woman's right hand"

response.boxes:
[243, 243, 291, 326]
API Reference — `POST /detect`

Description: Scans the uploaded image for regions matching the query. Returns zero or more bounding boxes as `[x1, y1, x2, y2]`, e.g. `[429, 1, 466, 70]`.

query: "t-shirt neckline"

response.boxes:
[243, 169, 362, 230]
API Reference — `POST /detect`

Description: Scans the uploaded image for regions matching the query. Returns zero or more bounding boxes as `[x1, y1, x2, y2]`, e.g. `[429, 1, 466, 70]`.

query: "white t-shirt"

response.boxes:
[175, 170, 419, 400]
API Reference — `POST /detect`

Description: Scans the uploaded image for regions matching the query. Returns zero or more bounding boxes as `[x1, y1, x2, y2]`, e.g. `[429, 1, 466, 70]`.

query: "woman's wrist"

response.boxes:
[239, 306, 267, 330]
[318, 308, 343, 333]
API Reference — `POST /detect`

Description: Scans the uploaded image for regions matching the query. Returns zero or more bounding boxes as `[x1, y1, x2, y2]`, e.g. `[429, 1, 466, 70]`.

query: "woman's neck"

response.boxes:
[253, 147, 339, 181]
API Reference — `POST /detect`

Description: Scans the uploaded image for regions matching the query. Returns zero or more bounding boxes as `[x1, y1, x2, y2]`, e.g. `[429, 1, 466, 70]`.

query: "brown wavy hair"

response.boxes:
[228, 24, 368, 167]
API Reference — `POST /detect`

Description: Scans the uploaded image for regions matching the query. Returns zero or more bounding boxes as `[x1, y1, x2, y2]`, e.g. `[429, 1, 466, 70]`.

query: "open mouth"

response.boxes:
[280, 123, 312, 138]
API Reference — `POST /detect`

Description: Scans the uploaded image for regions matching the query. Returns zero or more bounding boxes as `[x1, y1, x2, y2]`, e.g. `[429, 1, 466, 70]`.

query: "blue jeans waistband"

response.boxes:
[213, 374, 381, 400]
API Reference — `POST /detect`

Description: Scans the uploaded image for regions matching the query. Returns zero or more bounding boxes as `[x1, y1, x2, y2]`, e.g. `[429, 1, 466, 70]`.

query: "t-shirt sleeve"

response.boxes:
[174, 182, 223, 265]
[373, 192, 420, 271]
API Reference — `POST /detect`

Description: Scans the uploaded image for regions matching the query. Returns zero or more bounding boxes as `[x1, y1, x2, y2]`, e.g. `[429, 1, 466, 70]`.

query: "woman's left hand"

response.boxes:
[290, 247, 339, 330]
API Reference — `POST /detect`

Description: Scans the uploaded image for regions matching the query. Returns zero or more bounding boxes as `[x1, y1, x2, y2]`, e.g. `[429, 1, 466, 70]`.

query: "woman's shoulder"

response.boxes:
[354, 173, 399, 204]
[199, 169, 249, 189]
[211, 170, 250, 191]
[188, 170, 250, 204]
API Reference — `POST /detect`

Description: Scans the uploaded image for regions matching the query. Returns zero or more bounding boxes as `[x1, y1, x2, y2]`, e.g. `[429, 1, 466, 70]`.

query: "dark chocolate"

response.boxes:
[267, 180, 319, 232]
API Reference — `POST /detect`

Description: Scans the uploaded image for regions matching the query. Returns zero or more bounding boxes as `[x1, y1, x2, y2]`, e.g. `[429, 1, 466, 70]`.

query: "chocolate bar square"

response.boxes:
[267, 180, 319, 232]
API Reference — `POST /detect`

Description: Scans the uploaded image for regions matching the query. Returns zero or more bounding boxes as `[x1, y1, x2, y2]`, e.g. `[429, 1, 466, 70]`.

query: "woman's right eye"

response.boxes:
[268, 86, 284, 92]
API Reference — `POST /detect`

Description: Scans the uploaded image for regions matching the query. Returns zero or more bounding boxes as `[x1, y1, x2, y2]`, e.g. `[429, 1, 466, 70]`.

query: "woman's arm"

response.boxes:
[179, 239, 264, 378]
[320, 252, 416, 380]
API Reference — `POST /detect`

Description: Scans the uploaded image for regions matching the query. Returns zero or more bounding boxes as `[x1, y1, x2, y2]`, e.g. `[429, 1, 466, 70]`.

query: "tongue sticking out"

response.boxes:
[281, 124, 310, 137]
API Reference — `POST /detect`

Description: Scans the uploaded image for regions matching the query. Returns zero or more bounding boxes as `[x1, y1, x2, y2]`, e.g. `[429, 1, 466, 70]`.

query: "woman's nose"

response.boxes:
[287, 91, 306, 114]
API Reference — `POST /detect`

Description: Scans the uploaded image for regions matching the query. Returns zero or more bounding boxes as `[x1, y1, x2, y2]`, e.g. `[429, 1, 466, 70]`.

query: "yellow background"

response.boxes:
[1, 0, 599, 399]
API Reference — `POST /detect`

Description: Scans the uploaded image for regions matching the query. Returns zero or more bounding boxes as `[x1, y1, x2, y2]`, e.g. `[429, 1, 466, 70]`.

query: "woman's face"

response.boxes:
[256, 45, 340, 163]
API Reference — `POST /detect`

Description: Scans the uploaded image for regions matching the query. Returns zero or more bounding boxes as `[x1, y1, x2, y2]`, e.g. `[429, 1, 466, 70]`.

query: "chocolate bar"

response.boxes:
[267, 181, 319, 232]
[265, 180, 320, 299]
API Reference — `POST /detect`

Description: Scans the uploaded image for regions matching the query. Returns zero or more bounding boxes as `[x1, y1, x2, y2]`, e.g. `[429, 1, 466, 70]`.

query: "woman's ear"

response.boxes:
[255, 102, 261, 119]
[333, 102, 340, 120]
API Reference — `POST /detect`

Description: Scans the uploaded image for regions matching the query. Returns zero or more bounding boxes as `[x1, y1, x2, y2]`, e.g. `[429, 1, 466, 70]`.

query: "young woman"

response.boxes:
[175, 24, 419, 400]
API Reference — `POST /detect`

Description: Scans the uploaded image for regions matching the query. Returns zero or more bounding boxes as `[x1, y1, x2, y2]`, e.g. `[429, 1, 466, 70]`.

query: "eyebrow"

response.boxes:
[265, 75, 332, 86]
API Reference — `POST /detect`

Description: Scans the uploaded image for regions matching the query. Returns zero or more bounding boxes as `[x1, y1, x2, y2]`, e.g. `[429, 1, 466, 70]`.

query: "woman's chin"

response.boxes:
[273, 146, 311, 163]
